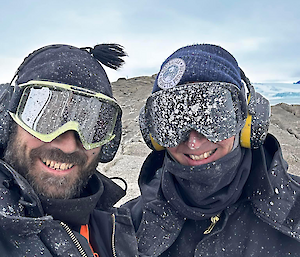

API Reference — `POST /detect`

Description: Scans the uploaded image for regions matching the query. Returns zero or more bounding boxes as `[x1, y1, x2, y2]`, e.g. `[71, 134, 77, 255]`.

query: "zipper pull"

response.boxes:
[203, 214, 220, 235]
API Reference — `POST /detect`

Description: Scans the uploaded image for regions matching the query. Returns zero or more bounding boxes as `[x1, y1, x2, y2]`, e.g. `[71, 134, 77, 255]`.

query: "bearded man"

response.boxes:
[0, 44, 138, 257]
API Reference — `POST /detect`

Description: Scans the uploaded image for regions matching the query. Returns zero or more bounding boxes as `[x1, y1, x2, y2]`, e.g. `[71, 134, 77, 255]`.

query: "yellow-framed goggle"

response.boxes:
[9, 80, 121, 150]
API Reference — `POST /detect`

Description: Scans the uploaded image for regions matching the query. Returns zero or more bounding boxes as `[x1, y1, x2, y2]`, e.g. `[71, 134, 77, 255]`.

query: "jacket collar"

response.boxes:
[0, 156, 125, 231]
[241, 146, 274, 201]
[40, 173, 104, 227]
[243, 134, 300, 242]
[40, 172, 126, 227]
[136, 134, 300, 255]
[241, 134, 291, 202]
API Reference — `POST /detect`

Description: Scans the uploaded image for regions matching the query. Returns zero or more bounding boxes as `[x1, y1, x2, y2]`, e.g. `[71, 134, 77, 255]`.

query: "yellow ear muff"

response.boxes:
[240, 113, 252, 148]
[150, 133, 165, 151]
[240, 94, 252, 149]
[239, 91, 270, 149]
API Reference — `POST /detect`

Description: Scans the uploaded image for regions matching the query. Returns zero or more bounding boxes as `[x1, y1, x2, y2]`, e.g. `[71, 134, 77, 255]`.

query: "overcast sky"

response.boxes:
[1, 0, 299, 84]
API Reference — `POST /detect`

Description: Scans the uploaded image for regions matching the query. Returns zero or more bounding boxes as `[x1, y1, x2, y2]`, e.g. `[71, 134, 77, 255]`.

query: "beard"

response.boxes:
[4, 126, 99, 199]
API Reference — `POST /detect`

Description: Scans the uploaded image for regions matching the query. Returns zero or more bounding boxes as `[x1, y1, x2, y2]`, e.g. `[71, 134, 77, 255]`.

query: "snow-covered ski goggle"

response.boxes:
[9, 81, 121, 150]
[144, 82, 247, 148]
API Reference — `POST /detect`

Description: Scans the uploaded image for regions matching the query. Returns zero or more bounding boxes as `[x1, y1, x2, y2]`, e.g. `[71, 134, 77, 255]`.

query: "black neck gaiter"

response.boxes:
[161, 146, 252, 220]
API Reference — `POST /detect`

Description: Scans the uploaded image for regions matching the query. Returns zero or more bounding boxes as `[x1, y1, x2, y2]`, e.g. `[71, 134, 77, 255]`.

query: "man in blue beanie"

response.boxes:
[0, 44, 138, 256]
[124, 44, 300, 256]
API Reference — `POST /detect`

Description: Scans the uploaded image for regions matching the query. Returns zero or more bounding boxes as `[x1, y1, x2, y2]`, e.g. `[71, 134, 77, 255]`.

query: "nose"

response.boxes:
[186, 130, 207, 150]
[50, 130, 81, 153]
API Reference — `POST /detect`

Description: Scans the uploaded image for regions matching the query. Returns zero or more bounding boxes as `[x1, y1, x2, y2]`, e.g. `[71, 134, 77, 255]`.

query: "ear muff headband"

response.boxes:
[239, 69, 270, 149]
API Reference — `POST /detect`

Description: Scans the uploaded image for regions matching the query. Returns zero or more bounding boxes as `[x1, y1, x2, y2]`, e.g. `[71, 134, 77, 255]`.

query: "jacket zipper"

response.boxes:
[60, 221, 89, 257]
[203, 213, 221, 234]
[111, 213, 117, 257]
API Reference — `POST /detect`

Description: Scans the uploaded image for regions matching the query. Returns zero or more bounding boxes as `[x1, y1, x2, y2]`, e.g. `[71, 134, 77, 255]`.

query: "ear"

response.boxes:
[98, 112, 122, 163]
[139, 105, 165, 151]
[240, 92, 270, 149]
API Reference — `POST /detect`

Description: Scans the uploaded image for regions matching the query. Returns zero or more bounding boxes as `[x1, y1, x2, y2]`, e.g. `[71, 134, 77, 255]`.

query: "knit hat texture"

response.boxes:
[153, 44, 242, 93]
[16, 44, 126, 98]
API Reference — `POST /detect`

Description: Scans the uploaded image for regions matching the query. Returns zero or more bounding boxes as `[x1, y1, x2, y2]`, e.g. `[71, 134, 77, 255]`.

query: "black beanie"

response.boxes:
[15, 44, 126, 98]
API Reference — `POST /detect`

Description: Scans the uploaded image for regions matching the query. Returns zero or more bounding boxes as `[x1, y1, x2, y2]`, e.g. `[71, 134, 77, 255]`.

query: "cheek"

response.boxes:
[17, 127, 45, 149]
[167, 146, 179, 157]
[86, 147, 101, 161]
[219, 137, 235, 154]
[26, 137, 45, 149]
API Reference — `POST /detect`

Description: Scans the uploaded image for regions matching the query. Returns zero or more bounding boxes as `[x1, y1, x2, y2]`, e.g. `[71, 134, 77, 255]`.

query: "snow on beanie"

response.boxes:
[152, 44, 243, 93]
[15, 44, 126, 98]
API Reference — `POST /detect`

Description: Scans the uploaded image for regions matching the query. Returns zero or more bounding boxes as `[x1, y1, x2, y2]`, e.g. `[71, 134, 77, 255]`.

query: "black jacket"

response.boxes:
[125, 134, 300, 256]
[0, 157, 138, 257]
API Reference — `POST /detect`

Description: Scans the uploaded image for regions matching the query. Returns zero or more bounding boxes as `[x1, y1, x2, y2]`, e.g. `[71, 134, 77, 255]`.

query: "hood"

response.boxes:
[247, 134, 300, 241]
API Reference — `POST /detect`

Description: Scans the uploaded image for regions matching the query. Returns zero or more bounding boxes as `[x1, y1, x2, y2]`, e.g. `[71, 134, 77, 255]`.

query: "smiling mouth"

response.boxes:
[42, 158, 74, 171]
[187, 149, 217, 161]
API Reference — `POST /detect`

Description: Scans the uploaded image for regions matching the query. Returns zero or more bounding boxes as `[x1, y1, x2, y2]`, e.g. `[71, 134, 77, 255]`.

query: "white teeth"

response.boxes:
[60, 163, 66, 170]
[189, 149, 215, 161]
[54, 162, 60, 169]
[41, 159, 74, 171]
[50, 161, 55, 169]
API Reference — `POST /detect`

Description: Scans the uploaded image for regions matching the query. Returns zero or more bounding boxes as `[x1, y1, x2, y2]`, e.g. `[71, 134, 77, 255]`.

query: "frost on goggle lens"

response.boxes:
[19, 86, 117, 144]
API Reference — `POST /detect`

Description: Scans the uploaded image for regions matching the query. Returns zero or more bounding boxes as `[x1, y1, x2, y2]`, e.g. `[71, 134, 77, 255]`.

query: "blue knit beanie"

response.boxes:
[153, 44, 242, 93]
